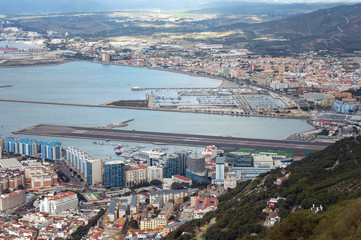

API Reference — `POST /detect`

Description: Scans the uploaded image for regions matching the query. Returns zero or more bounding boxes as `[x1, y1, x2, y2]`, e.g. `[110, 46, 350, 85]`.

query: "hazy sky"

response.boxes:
[1, 0, 360, 15]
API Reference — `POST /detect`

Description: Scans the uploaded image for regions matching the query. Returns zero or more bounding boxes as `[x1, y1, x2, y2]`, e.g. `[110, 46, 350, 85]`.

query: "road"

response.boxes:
[14, 124, 331, 152]
[52, 160, 85, 188]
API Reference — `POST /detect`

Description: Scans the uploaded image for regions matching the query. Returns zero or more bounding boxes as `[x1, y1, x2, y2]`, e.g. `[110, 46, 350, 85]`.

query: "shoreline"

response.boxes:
[97, 60, 239, 88]
[0, 58, 313, 124]
[0, 98, 312, 123]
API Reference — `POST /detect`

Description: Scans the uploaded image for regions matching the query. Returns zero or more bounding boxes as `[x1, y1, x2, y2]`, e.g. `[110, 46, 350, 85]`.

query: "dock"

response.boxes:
[0, 84, 13, 88]
[13, 124, 332, 152]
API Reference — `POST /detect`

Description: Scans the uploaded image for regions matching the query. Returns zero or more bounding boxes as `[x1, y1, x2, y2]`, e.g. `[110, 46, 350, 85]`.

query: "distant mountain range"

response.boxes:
[189, 3, 342, 17]
[0, 0, 348, 15]
[246, 3, 361, 54]
[3, 1, 361, 54]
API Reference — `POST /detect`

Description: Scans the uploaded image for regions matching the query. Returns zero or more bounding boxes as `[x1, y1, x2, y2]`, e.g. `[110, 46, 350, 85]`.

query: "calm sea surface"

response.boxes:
[0, 62, 314, 158]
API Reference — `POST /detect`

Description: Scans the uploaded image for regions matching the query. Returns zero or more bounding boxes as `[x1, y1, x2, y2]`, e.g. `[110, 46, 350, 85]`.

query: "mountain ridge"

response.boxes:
[246, 2, 361, 54]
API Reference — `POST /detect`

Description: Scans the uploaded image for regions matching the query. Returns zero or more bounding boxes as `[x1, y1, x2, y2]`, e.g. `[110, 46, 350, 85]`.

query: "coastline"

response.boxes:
[0, 58, 311, 121]
[97, 60, 239, 88]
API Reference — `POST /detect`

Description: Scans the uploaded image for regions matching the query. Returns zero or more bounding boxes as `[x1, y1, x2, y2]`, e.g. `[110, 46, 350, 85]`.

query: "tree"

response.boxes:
[128, 219, 139, 229]
[150, 179, 162, 186]
[3, 189, 10, 194]
[18, 184, 24, 190]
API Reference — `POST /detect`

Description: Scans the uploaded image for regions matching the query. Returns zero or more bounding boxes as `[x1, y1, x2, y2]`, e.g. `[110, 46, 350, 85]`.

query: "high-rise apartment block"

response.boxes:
[215, 157, 225, 184]
[160, 154, 180, 178]
[39, 191, 78, 214]
[4, 138, 61, 161]
[66, 147, 102, 186]
[147, 166, 163, 182]
[185, 154, 208, 184]
[103, 161, 125, 188]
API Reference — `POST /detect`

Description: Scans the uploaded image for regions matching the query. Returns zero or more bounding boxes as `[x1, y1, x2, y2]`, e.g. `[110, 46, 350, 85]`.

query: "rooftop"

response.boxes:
[45, 191, 76, 201]
[173, 175, 192, 181]
[0, 158, 22, 168]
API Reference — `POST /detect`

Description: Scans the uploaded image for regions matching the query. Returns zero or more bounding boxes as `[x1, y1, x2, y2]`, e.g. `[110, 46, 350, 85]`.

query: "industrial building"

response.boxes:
[0, 158, 23, 170]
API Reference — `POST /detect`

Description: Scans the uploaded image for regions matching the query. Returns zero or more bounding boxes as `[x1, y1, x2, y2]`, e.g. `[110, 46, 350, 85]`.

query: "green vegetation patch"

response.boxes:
[167, 137, 361, 239]
[236, 148, 294, 158]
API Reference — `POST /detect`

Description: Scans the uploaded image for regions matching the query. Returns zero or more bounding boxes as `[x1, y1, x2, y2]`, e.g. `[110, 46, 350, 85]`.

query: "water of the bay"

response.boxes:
[0, 62, 314, 158]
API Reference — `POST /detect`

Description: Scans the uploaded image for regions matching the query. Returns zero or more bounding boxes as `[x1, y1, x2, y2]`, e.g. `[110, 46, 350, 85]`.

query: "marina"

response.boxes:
[0, 62, 315, 157]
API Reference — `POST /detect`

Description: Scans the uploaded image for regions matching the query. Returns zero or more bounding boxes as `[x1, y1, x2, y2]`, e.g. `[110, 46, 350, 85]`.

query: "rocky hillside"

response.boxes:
[166, 136, 361, 239]
[246, 3, 361, 54]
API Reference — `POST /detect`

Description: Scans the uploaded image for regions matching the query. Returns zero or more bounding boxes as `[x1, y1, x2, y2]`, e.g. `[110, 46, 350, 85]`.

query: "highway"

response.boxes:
[13, 124, 332, 152]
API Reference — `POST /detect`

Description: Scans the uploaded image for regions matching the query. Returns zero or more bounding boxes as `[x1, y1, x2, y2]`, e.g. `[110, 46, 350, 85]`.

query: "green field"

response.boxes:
[236, 149, 295, 158]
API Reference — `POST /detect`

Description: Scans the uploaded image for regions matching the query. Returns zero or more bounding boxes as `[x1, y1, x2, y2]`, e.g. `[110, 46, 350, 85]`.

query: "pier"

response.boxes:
[0, 85, 13, 88]
[13, 124, 331, 152]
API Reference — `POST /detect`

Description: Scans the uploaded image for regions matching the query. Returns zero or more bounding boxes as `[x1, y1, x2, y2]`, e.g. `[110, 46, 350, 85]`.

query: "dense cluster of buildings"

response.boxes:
[66, 144, 294, 193]
[0, 207, 102, 239]
[0, 169, 24, 191]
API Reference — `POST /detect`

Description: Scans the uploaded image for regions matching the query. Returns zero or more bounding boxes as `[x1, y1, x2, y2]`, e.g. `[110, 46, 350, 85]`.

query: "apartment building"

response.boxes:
[25, 165, 58, 189]
[0, 190, 26, 211]
[125, 165, 147, 187]
[39, 191, 78, 214]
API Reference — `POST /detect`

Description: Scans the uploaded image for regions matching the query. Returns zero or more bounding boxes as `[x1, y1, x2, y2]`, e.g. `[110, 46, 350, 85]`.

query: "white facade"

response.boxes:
[88, 159, 103, 186]
[224, 172, 237, 189]
[253, 154, 274, 168]
[147, 166, 163, 182]
[39, 191, 78, 214]
[215, 157, 225, 184]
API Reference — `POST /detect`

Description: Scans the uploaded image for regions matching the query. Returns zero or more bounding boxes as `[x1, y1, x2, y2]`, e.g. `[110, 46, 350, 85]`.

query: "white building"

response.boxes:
[224, 172, 237, 189]
[125, 165, 148, 187]
[253, 154, 274, 168]
[86, 159, 103, 186]
[147, 166, 163, 182]
[215, 157, 225, 184]
[66, 147, 103, 186]
[39, 191, 78, 214]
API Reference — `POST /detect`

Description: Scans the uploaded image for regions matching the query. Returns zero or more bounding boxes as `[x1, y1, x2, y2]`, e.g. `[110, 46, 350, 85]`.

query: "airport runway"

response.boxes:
[13, 124, 331, 152]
